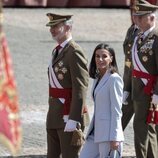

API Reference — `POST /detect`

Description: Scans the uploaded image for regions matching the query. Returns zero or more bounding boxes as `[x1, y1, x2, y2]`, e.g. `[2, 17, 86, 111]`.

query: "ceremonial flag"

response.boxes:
[0, 1, 22, 156]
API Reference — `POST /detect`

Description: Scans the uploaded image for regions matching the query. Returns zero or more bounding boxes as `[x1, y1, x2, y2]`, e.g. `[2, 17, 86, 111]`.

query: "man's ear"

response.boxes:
[150, 14, 155, 21]
[65, 25, 71, 31]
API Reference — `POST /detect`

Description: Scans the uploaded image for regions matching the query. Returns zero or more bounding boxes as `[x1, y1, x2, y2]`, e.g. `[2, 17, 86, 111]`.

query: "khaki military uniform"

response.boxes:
[122, 24, 139, 130]
[46, 40, 89, 158]
[124, 26, 158, 158]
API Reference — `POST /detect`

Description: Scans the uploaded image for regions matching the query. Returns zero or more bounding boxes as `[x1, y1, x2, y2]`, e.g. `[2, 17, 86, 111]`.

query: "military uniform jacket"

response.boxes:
[47, 40, 89, 129]
[124, 26, 158, 101]
[123, 24, 139, 85]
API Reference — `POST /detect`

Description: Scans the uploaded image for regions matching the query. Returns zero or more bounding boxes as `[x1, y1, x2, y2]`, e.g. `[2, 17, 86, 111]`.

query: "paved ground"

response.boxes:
[0, 7, 137, 157]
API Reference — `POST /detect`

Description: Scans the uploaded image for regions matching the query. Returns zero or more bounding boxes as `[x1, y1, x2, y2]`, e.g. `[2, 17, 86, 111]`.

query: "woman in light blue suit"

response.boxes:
[80, 43, 124, 158]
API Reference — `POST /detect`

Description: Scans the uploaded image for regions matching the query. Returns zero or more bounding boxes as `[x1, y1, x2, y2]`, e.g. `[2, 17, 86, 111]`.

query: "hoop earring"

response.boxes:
[95, 69, 100, 78]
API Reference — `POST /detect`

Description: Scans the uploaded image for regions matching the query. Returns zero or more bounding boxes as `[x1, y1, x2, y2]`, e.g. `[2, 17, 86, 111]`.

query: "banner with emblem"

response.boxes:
[0, 1, 22, 156]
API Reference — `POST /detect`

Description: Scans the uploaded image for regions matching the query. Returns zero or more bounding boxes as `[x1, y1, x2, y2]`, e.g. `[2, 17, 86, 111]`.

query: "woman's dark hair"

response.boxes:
[89, 43, 119, 79]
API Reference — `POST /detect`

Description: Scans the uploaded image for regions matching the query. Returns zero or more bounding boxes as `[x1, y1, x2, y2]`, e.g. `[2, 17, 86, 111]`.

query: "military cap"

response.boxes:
[46, 13, 73, 27]
[133, 0, 158, 16]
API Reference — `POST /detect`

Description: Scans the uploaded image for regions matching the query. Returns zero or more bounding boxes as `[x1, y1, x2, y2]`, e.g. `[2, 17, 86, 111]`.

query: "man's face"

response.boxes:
[49, 22, 66, 41]
[134, 14, 153, 31]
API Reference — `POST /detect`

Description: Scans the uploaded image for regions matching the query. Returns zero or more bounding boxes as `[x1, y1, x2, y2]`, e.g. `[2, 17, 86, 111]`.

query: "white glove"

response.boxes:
[151, 94, 158, 105]
[63, 115, 69, 123]
[64, 119, 77, 132]
[122, 91, 130, 105]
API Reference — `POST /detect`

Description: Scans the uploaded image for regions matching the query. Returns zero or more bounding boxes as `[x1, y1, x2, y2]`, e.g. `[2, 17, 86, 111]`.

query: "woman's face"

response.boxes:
[95, 48, 112, 73]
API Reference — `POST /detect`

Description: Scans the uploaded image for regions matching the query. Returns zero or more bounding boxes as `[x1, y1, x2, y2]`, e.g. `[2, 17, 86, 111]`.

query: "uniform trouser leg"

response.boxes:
[47, 128, 81, 158]
[58, 128, 82, 158]
[147, 125, 158, 158]
[156, 125, 158, 143]
[122, 98, 134, 130]
[157, 125, 158, 142]
[147, 118, 158, 157]
[47, 129, 61, 158]
[133, 100, 158, 158]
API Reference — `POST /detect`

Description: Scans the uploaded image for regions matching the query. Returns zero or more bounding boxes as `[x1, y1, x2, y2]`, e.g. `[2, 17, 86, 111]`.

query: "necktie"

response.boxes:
[54, 45, 62, 60]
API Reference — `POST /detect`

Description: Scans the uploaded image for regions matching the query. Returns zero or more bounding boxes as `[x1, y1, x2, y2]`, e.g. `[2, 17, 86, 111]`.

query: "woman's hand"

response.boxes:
[110, 141, 120, 150]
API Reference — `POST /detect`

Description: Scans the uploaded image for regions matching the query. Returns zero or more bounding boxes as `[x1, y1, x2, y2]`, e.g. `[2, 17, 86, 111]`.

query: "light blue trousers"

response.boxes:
[79, 134, 123, 158]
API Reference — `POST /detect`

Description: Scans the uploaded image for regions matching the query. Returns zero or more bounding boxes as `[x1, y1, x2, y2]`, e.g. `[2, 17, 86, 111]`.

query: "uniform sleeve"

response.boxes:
[123, 25, 132, 54]
[68, 50, 89, 122]
[123, 65, 132, 92]
[123, 25, 137, 93]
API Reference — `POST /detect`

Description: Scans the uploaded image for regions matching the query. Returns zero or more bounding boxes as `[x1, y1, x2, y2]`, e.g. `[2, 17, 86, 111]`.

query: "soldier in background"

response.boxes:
[122, 0, 158, 131]
[123, 0, 158, 157]
[122, 0, 139, 130]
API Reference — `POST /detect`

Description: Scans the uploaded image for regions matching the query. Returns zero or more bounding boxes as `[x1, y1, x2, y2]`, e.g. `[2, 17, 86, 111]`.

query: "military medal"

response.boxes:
[142, 56, 148, 62]
[149, 50, 153, 55]
[138, 38, 142, 44]
[58, 61, 63, 67]
[55, 67, 59, 72]
[58, 73, 64, 80]
[62, 67, 67, 74]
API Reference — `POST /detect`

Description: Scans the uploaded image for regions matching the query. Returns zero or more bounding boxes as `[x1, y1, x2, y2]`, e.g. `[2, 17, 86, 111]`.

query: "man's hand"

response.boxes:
[110, 141, 120, 150]
[64, 119, 77, 132]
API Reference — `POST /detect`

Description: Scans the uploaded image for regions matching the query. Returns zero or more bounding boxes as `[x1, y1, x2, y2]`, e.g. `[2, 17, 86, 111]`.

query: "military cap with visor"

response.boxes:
[46, 13, 73, 27]
[133, 0, 158, 16]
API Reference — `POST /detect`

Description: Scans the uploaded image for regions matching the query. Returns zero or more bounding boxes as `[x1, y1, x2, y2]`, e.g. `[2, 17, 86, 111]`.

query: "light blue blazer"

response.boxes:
[87, 71, 124, 143]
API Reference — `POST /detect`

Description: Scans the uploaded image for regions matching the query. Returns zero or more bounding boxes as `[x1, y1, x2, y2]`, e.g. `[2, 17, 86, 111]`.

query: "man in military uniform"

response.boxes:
[122, 0, 139, 130]
[123, 0, 158, 157]
[45, 13, 89, 158]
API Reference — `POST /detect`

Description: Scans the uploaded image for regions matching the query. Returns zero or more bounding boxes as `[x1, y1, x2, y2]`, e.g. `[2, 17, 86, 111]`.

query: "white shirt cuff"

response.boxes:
[63, 115, 69, 123]
[151, 94, 158, 104]
[122, 91, 130, 105]
[64, 119, 77, 132]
